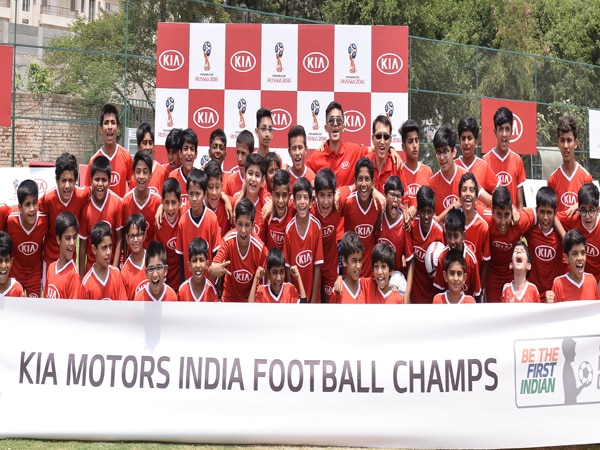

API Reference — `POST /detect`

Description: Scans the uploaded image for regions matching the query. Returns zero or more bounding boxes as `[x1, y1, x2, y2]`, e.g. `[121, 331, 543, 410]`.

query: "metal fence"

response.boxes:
[1, 0, 599, 177]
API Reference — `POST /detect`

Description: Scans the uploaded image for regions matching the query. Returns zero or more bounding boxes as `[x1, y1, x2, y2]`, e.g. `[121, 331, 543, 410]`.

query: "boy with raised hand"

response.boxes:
[455, 116, 497, 210]
[134, 240, 177, 302]
[164, 128, 183, 173]
[485, 186, 536, 303]
[400, 119, 432, 214]
[525, 186, 565, 302]
[122, 213, 149, 299]
[482, 106, 526, 209]
[284, 177, 323, 304]
[432, 249, 476, 304]
[224, 130, 253, 197]
[7, 180, 48, 298]
[377, 175, 413, 272]
[121, 151, 162, 250]
[39, 152, 90, 268]
[204, 160, 232, 238]
[549, 229, 599, 303]
[407, 186, 444, 304]
[86, 104, 133, 198]
[287, 125, 315, 187]
[362, 242, 404, 304]
[44, 211, 85, 299]
[267, 169, 294, 250]
[175, 168, 222, 284]
[501, 241, 540, 303]
[155, 178, 182, 292]
[331, 231, 366, 304]
[78, 155, 123, 274]
[134, 122, 167, 197]
[177, 237, 219, 302]
[0, 232, 24, 297]
[82, 221, 127, 301]
[209, 198, 268, 302]
[169, 128, 198, 209]
[249, 247, 306, 303]
[548, 115, 592, 213]
[429, 125, 467, 220]
[433, 207, 481, 302]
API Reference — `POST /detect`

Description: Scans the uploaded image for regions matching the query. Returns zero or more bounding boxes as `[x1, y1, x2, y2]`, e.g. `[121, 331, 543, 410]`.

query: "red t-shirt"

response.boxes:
[267, 206, 294, 251]
[169, 167, 190, 209]
[255, 282, 300, 303]
[501, 281, 540, 303]
[0, 279, 24, 297]
[82, 265, 127, 301]
[45, 260, 85, 300]
[429, 165, 468, 216]
[121, 190, 162, 247]
[87, 145, 133, 198]
[121, 253, 148, 299]
[525, 224, 565, 302]
[547, 163, 593, 212]
[482, 148, 526, 206]
[361, 277, 403, 304]
[331, 279, 366, 304]
[456, 156, 498, 198]
[177, 278, 219, 302]
[287, 166, 315, 188]
[377, 213, 413, 272]
[134, 283, 178, 301]
[433, 292, 476, 304]
[465, 212, 491, 265]
[306, 141, 368, 188]
[552, 273, 599, 302]
[154, 212, 180, 292]
[409, 217, 444, 304]
[402, 162, 432, 209]
[433, 245, 481, 297]
[558, 213, 600, 282]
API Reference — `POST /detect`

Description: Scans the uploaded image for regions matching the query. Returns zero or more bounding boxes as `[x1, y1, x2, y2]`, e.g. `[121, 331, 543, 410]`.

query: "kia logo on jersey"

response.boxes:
[234, 269, 253, 283]
[340, 161, 350, 170]
[158, 50, 185, 71]
[111, 172, 121, 186]
[34, 179, 48, 194]
[302, 52, 329, 74]
[271, 108, 292, 131]
[296, 250, 313, 268]
[510, 114, 524, 143]
[167, 237, 177, 251]
[497, 171, 513, 186]
[321, 225, 335, 238]
[443, 195, 459, 209]
[586, 243, 600, 258]
[355, 224, 373, 238]
[18, 241, 38, 255]
[45, 284, 60, 299]
[135, 280, 148, 294]
[270, 230, 284, 245]
[561, 191, 577, 207]
[407, 183, 420, 198]
[376, 53, 403, 75]
[230, 51, 256, 73]
[344, 110, 365, 132]
[493, 241, 513, 251]
[193, 107, 219, 129]
[414, 246, 425, 262]
[535, 245, 556, 261]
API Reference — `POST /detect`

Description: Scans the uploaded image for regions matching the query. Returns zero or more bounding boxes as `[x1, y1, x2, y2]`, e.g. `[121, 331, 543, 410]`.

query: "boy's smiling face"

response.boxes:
[566, 243, 586, 283]
[146, 255, 166, 296]
[343, 251, 363, 283]
[578, 203, 598, 231]
[493, 206, 512, 235]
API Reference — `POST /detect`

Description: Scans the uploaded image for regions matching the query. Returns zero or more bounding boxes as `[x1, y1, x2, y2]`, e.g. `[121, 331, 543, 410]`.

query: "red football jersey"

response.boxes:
[82, 265, 127, 301]
[525, 224, 565, 302]
[482, 149, 526, 206]
[214, 230, 267, 302]
[223, 170, 244, 197]
[255, 282, 300, 303]
[429, 165, 468, 216]
[169, 167, 190, 209]
[154, 212, 180, 292]
[547, 163, 593, 212]
[177, 278, 219, 302]
[0, 279, 24, 297]
[409, 217, 444, 304]
[552, 273, 599, 302]
[465, 212, 491, 265]
[367, 153, 409, 203]
[501, 281, 540, 303]
[402, 162, 432, 209]
[121, 190, 162, 247]
[361, 277, 403, 304]
[45, 260, 85, 300]
[130, 160, 167, 198]
[558, 213, 600, 282]
[121, 253, 148, 299]
[378, 213, 413, 272]
[342, 191, 380, 278]
[331, 279, 366, 304]
[287, 166, 315, 188]
[0, 203, 12, 230]
[306, 141, 368, 188]
[134, 283, 178, 301]
[267, 206, 294, 251]
[232, 193, 268, 245]
[206, 197, 232, 238]
[87, 145, 133, 198]
[433, 245, 481, 297]
[284, 215, 324, 303]
[433, 292, 476, 304]
[456, 156, 499, 198]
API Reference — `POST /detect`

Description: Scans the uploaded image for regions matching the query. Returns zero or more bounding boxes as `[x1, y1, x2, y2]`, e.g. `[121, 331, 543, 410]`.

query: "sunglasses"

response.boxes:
[374, 133, 391, 141]
[327, 116, 343, 125]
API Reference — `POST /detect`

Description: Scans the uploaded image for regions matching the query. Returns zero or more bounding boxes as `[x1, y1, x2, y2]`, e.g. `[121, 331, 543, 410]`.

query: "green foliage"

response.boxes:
[25, 62, 55, 95]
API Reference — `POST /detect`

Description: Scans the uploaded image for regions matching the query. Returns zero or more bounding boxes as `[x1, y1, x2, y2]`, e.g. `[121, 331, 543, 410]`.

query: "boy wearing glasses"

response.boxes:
[255, 107, 274, 158]
[135, 240, 177, 301]
[122, 213, 148, 299]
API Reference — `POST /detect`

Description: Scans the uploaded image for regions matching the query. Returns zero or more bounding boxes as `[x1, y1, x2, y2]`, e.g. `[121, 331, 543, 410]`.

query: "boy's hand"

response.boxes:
[155, 204, 164, 230]
[221, 193, 233, 221]
[254, 266, 265, 282]
[262, 198, 274, 223]
[511, 205, 521, 224]
[545, 291, 555, 304]
[390, 147, 403, 171]
[289, 265, 300, 279]
[333, 275, 344, 294]
[212, 260, 231, 278]
[565, 203, 578, 218]
[372, 188, 386, 211]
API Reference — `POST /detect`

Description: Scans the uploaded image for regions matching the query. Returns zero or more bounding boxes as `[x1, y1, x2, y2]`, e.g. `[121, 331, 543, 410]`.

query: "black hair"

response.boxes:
[493, 106, 513, 129]
[145, 240, 167, 266]
[458, 172, 479, 196]
[56, 211, 79, 238]
[340, 231, 364, 259]
[372, 115, 392, 134]
[235, 197, 255, 222]
[314, 168, 336, 193]
[187, 168, 208, 193]
[17, 179, 38, 205]
[399, 119, 419, 143]
[99, 104, 120, 127]
[536, 186, 557, 210]
[287, 124, 307, 148]
[134, 151, 153, 173]
[203, 160, 223, 181]
[578, 183, 599, 208]
[90, 155, 112, 180]
[372, 241, 394, 269]
[492, 185, 512, 210]
[325, 101, 343, 117]
[209, 128, 227, 147]
[266, 247, 286, 271]
[273, 169, 290, 190]
[444, 208, 466, 233]
[256, 107, 272, 128]
[236, 129, 254, 152]
[512, 240, 532, 265]
[55, 153, 78, 181]
[557, 115, 578, 140]
[125, 212, 147, 234]
[91, 220, 112, 248]
[181, 128, 198, 148]
[444, 247, 466, 272]
[245, 153, 265, 176]
[136, 122, 154, 145]
[354, 156, 374, 180]
[161, 177, 181, 200]
[188, 237, 209, 260]
[457, 117, 479, 140]
[165, 128, 183, 151]
[264, 152, 281, 171]
[433, 125, 457, 150]
[563, 229, 587, 254]
[384, 175, 404, 196]
[0, 231, 13, 258]
[416, 185, 435, 210]
[293, 176, 312, 200]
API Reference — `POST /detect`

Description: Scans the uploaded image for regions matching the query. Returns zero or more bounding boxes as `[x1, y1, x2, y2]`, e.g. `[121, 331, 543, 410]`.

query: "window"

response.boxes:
[22, 0, 30, 12]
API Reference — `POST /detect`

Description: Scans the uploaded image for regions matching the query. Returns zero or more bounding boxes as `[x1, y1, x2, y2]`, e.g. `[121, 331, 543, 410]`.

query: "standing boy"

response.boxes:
[369, 115, 408, 197]
[287, 125, 315, 187]
[331, 231, 366, 304]
[169, 128, 198, 208]
[267, 169, 294, 250]
[362, 242, 404, 304]
[400, 119, 432, 213]
[432, 249, 476, 304]
[122, 213, 148, 299]
[135, 122, 167, 196]
[255, 107, 274, 158]
[204, 160, 231, 238]
[155, 178, 182, 292]
[224, 130, 253, 196]
[177, 238, 219, 302]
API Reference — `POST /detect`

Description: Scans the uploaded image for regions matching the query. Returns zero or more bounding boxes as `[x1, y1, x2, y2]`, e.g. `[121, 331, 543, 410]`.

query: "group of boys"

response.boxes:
[0, 102, 596, 305]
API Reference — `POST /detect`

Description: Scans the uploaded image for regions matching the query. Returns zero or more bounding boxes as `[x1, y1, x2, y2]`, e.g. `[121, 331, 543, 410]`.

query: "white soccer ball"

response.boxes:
[578, 361, 593, 386]
[424, 241, 445, 276]
[389, 271, 407, 294]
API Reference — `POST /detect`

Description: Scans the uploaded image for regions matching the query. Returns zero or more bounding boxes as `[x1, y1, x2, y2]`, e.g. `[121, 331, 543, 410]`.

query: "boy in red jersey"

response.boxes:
[82, 221, 127, 301]
[44, 212, 85, 299]
[331, 231, 365, 304]
[250, 247, 306, 303]
[134, 240, 177, 301]
[400, 119, 432, 214]
[485, 186, 536, 303]
[267, 170, 294, 250]
[407, 186, 444, 304]
[255, 107, 274, 158]
[155, 178, 181, 292]
[164, 128, 182, 173]
[86, 104, 133, 198]
[548, 115, 593, 212]
[134, 122, 167, 197]
[482, 107, 526, 208]
[264, 152, 280, 195]
[362, 242, 404, 304]
[122, 213, 148, 299]
[176, 168, 222, 284]
[459, 173, 490, 275]
[209, 198, 268, 302]
[224, 130, 253, 197]
[169, 128, 198, 208]
[524, 187, 565, 302]
[549, 229, 599, 302]
[233, 153, 269, 244]
[206, 128, 227, 171]
[121, 151, 162, 250]
[501, 241, 540, 303]
[0, 232, 24, 297]
[284, 177, 323, 304]
[204, 160, 232, 238]
[7, 180, 48, 297]
[39, 153, 90, 268]
[455, 117, 497, 210]
[429, 126, 467, 219]
[287, 125, 315, 187]
[377, 176, 413, 272]
[177, 238, 219, 302]
[433, 249, 476, 304]
[78, 156, 123, 274]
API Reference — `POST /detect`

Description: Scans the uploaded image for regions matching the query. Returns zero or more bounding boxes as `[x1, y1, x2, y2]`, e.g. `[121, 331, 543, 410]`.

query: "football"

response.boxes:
[578, 361, 593, 386]
[389, 271, 407, 294]
[424, 241, 445, 276]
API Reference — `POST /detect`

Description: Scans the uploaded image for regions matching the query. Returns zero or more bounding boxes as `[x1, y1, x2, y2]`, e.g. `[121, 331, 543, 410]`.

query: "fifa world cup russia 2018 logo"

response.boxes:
[311, 100, 320, 131]
[348, 43, 357, 73]
[275, 42, 284, 73]
[385, 101, 394, 126]
[166, 97, 175, 127]
[203, 41, 211, 71]
[238, 98, 247, 129]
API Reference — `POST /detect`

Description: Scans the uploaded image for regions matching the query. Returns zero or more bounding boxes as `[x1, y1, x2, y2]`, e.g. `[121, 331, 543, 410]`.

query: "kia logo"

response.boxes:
[407, 184, 419, 197]
[270, 230, 284, 245]
[510, 113, 524, 143]
[234, 269, 253, 283]
[344, 110, 365, 132]
[34, 179, 48, 193]
[322, 225, 335, 238]
[355, 224, 373, 238]
[158, 50, 184, 71]
[497, 171, 513, 186]
[296, 250, 313, 268]
[535, 245, 556, 261]
[493, 241, 512, 251]
[376, 53, 403, 75]
[18, 241, 38, 255]
[271, 108, 292, 131]
[561, 192, 577, 207]
[111, 172, 120, 186]
[302, 52, 329, 74]
[167, 237, 177, 251]
[340, 161, 350, 170]
[586, 243, 600, 257]
[230, 51, 256, 73]
[443, 195, 459, 209]
[193, 107, 219, 129]
[414, 246, 425, 261]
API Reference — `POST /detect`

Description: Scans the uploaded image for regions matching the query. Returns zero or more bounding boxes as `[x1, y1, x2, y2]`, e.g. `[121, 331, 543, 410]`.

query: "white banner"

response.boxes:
[1, 298, 600, 448]
[0, 167, 55, 206]
[589, 108, 600, 159]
